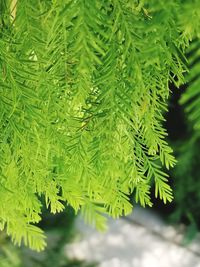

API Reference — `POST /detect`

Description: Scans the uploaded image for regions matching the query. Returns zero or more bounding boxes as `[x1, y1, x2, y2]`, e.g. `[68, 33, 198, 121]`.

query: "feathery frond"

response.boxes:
[0, 0, 199, 250]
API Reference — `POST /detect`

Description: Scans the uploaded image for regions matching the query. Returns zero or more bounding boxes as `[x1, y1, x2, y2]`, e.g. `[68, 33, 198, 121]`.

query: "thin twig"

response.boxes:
[10, 0, 17, 22]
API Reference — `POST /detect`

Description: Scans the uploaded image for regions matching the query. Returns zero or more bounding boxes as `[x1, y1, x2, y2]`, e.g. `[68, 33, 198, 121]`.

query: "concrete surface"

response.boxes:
[65, 207, 200, 267]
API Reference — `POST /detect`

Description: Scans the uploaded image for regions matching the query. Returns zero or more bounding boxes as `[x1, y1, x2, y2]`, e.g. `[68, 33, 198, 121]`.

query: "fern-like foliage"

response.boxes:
[0, 0, 199, 250]
[162, 1, 200, 238]
[180, 40, 200, 130]
[179, 1, 200, 131]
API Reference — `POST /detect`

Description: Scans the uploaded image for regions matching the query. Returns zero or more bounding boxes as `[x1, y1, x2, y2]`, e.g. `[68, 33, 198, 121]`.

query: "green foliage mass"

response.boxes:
[0, 0, 199, 250]
[0, 208, 96, 267]
[169, 6, 200, 237]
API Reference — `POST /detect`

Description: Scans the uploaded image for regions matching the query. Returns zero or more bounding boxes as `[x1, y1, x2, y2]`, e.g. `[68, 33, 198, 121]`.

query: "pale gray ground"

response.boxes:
[65, 207, 200, 267]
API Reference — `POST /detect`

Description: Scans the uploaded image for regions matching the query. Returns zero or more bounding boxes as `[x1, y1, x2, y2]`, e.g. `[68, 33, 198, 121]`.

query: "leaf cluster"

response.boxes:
[0, 0, 199, 250]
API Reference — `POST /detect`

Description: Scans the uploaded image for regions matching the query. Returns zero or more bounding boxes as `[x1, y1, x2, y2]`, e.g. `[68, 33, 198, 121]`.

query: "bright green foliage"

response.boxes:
[0, 0, 199, 250]
[0, 208, 96, 267]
